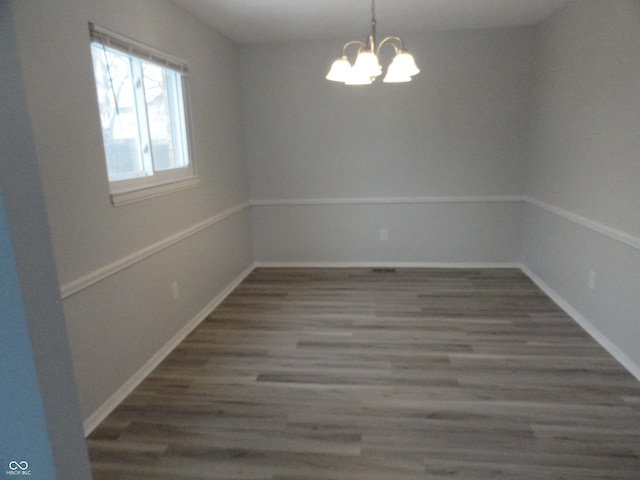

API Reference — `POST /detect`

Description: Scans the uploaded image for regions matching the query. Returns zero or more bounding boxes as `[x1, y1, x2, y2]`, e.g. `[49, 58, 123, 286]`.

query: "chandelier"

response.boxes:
[326, 0, 420, 85]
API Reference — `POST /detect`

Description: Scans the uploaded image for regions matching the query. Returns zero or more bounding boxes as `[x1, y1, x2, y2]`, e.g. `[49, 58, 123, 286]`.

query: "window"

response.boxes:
[89, 23, 197, 205]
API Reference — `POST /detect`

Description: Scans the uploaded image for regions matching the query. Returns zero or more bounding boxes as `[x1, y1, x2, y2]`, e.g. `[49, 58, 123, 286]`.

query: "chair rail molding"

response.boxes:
[251, 195, 524, 207]
[525, 197, 640, 252]
[60, 202, 250, 299]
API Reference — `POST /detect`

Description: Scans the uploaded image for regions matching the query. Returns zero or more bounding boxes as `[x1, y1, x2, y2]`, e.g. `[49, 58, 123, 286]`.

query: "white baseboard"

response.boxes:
[83, 264, 255, 436]
[254, 261, 522, 269]
[520, 265, 640, 383]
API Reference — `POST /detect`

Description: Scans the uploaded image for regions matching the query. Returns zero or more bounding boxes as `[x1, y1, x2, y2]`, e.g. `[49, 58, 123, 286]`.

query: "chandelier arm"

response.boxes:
[376, 36, 404, 56]
[341, 39, 368, 57]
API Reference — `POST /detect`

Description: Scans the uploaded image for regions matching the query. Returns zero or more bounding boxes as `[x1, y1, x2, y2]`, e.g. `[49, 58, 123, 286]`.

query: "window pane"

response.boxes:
[142, 63, 188, 172]
[89, 25, 196, 202]
[90, 44, 146, 180]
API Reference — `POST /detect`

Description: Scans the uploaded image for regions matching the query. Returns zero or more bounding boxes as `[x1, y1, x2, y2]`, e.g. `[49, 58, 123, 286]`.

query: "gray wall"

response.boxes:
[241, 28, 535, 264]
[242, 3, 640, 377]
[1, 1, 91, 476]
[523, 0, 640, 375]
[10, 0, 253, 427]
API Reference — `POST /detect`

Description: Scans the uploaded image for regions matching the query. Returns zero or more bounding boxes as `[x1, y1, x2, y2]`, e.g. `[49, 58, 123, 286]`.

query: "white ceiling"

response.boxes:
[172, 0, 572, 45]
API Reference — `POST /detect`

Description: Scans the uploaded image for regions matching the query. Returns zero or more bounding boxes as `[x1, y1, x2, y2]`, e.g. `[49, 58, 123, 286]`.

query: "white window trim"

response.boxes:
[89, 23, 198, 206]
[89, 23, 188, 74]
[110, 177, 200, 207]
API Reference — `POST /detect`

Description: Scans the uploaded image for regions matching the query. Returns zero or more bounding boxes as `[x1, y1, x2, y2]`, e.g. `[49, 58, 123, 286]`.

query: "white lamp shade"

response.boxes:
[345, 68, 373, 85]
[387, 51, 420, 78]
[382, 71, 412, 83]
[326, 57, 352, 82]
[352, 51, 382, 78]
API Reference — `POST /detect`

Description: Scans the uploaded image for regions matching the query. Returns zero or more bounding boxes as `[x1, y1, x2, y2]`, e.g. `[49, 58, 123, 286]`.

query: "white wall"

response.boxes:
[10, 0, 253, 428]
[1, 1, 91, 475]
[524, 0, 640, 376]
[241, 28, 535, 264]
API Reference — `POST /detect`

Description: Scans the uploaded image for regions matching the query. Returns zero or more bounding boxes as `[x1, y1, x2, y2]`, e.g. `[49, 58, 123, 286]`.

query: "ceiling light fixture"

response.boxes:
[326, 0, 420, 85]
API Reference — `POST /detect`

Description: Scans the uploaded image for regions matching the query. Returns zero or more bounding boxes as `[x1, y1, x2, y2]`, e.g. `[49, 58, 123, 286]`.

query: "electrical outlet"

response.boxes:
[380, 229, 389, 241]
[588, 271, 596, 290]
[171, 282, 180, 300]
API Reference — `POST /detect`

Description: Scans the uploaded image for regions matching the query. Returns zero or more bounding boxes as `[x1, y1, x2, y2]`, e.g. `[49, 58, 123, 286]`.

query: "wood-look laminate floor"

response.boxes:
[88, 268, 640, 479]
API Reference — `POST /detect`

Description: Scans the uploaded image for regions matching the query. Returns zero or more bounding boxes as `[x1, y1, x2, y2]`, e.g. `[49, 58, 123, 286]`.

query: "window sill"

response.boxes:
[110, 177, 199, 206]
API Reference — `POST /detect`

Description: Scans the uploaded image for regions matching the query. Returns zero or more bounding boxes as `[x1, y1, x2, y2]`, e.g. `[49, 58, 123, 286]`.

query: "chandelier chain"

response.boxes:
[371, 0, 377, 47]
